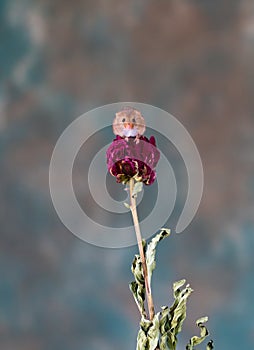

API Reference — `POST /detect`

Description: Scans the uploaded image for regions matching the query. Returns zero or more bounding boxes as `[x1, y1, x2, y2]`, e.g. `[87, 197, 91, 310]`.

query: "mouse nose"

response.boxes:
[124, 122, 134, 129]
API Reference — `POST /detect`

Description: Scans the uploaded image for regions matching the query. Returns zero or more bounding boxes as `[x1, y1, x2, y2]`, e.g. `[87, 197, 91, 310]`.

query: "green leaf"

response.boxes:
[186, 316, 211, 350]
[146, 228, 171, 286]
[132, 182, 143, 198]
[129, 254, 147, 318]
[137, 313, 160, 350]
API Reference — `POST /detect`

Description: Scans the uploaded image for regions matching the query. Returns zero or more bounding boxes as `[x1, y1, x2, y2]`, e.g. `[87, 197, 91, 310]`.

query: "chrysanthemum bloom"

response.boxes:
[106, 135, 160, 185]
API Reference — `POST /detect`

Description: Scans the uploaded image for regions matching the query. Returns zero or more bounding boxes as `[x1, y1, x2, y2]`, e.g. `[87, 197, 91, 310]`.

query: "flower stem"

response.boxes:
[129, 178, 155, 320]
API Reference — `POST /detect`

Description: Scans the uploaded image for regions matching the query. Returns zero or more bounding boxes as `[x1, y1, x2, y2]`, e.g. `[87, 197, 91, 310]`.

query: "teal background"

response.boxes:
[1, 1, 254, 349]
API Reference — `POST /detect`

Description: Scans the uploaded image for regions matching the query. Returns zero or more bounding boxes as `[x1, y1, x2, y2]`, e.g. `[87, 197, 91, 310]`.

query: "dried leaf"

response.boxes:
[137, 313, 160, 350]
[129, 254, 146, 317]
[186, 317, 211, 350]
[158, 280, 193, 350]
[146, 229, 171, 286]
[159, 307, 171, 350]
[207, 340, 214, 349]
[132, 181, 143, 198]
[169, 280, 193, 337]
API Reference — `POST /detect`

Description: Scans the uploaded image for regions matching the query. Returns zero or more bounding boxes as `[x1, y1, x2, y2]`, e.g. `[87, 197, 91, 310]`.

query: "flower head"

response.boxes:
[106, 135, 160, 185]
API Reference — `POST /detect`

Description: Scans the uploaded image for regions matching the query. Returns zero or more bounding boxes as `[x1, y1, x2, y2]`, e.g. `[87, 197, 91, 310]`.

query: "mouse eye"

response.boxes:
[122, 118, 126, 122]
[132, 118, 135, 123]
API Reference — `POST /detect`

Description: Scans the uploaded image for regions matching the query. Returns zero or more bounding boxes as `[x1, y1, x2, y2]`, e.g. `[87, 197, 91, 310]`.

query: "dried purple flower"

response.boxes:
[106, 135, 160, 185]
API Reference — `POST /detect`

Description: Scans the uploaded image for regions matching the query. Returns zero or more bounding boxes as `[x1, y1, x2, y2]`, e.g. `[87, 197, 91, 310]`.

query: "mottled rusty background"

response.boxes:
[1, 1, 254, 349]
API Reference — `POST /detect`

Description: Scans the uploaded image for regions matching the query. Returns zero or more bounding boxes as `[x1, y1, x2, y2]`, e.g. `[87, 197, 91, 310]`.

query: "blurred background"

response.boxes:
[1, 0, 254, 349]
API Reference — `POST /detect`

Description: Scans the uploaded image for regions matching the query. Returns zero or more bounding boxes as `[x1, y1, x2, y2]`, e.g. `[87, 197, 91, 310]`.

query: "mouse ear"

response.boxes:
[138, 124, 146, 135]
[113, 115, 123, 136]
